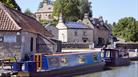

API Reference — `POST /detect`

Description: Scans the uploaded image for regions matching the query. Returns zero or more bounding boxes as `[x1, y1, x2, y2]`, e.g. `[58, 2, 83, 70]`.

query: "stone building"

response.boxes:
[82, 13, 112, 46]
[35, 1, 53, 21]
[56, 15, 94, 48]
[0, 3, 57, 60]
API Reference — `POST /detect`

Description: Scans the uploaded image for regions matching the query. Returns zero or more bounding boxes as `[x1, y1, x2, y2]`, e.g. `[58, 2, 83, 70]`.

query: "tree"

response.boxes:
[112, 17, 138, 42]
[53, 0, 80, 21]
[24, 9, 33, 17]
[53, 0, 92, 21]
[78, 0, 92, 19]
[0, 0, 21, 11]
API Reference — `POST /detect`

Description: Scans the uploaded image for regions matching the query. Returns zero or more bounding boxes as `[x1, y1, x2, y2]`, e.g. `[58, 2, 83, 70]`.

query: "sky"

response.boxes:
[16, 0, 138, 23]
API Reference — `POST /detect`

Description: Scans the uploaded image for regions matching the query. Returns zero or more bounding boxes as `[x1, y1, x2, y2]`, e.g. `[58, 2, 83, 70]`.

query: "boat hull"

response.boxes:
[17, 61, 105, 77]
[105, 58, 130, 66]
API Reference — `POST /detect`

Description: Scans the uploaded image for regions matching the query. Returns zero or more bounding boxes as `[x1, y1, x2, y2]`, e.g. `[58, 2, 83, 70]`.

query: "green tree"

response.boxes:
[24, 9, 33, 17]
[53, 0, 80, 21]
[0, 0, 21, 11]
[112, 17, 138, 42]
[78, 0, 92, 19]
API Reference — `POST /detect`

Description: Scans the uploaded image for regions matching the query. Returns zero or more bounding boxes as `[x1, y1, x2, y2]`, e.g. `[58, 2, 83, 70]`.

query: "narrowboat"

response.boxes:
[102, 48, 130, 66]
[15, 52, 105, 77]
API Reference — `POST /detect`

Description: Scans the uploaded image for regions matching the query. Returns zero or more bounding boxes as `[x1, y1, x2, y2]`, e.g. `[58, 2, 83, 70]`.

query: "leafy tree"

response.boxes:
[24, 9, 34, 17]
[78, 0, 92, 19]
[53, 0, 80, 21]
[53, 0, 92, 21]
[0, 0, 21, 11]
[112, 17, 138, 42]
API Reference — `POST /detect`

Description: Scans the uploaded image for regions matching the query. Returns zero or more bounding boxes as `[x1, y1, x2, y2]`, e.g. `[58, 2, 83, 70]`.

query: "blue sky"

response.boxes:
[16, 0, 138, 23]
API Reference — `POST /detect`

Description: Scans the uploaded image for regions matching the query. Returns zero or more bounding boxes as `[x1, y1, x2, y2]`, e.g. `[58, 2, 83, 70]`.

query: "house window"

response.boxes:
[62, 33, 65, 42]
[0, 37, 3, 42]
[74, 31, 78, 36]
[48, 14, 52, 19]
[83, 31, 87, 36]
[4, 35, 16, 42]
[48, 7, 51, 10]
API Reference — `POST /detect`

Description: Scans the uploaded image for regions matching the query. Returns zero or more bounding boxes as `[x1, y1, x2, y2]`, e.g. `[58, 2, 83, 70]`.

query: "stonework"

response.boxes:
[35, 2, 53, 21]
[0, 2, 57, 60]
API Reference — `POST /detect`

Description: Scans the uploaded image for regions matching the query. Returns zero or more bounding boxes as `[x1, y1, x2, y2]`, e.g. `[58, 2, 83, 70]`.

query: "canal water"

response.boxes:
[74, 61, 138, 77]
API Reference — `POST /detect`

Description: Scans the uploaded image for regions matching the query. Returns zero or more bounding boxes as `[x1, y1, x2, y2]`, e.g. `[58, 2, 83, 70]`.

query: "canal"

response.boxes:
[74, 61, 138, 77]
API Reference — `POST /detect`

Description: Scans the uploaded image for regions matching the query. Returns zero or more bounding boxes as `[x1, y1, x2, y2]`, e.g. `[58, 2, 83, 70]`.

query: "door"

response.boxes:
[30, 37, 33, 52]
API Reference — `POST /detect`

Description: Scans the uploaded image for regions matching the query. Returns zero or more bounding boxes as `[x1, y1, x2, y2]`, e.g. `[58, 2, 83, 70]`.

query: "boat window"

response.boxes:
[60, 56, 68, 66]
[93, 54, 98, 61]
[101, 51, 104, 58]
[48, 57, 60, 67]
[78, 55, 85, 64]
[105, 51, 110, 58]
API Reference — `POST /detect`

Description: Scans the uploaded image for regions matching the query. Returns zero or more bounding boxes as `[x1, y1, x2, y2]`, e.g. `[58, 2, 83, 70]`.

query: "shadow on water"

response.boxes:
[54, 67, 113, 77]
[72, 61, 138, 77]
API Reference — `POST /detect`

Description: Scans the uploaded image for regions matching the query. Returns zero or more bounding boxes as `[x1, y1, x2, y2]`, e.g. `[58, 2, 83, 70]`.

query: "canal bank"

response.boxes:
[75, 61, 138, 77]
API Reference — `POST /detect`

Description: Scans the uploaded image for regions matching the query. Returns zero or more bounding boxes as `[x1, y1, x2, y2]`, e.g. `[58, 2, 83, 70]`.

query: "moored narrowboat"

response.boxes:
[15, 52, 105, 77]
[102, 48, 130, 66]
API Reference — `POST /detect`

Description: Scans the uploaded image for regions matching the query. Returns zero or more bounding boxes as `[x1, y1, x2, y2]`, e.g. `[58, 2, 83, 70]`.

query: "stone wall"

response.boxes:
[0, 32, 21, 59]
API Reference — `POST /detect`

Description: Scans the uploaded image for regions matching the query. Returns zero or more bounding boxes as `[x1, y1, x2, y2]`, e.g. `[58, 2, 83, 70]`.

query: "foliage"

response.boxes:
[78, 0, 92, 19]
[24, 9, 34, 17]
[53, 0, 92, 21]
[40, 19, 49, 25]
[112, 17, 138, 42]
[0, 0, 21, 11]
[39, 19, 58, 26]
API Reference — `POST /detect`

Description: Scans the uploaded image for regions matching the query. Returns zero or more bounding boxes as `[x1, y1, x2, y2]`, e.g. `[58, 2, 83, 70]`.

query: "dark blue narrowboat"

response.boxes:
[102, 48, 130, 66]
[16, 52, 105, 77]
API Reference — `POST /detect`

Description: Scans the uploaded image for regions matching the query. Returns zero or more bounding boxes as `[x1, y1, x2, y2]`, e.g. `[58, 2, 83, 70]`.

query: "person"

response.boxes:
[23, 54, 30, 61]
[102, 44, 107, 50]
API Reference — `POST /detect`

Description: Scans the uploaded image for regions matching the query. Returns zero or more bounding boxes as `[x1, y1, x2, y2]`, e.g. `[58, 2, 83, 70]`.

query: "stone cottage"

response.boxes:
[35, 0, 53, 21]
[0, 3, 57, 60]
[82, 13, 111, 46]
[56, 15, 94, 48]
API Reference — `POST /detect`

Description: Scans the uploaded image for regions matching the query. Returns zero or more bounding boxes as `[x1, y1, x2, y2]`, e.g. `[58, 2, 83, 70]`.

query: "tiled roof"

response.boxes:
[0, 3, 52, 37]
[0, 6, 21, 31]
[64, 22, 89, 29]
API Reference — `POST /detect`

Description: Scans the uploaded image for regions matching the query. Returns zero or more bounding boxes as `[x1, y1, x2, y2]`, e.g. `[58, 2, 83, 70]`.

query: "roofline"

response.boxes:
[0, 30, 21, 32]
[0, 3, 22, 30]
[58, 28, 93, 30]
[35, 11, 53, 14]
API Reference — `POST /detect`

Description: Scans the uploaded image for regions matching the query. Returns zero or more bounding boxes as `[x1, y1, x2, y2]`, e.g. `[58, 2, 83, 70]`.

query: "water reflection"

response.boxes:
[75, 61, 138, 77]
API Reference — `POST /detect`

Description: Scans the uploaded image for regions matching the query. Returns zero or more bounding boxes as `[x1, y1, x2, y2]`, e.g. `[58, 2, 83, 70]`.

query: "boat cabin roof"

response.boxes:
[103, 48, 119, 51]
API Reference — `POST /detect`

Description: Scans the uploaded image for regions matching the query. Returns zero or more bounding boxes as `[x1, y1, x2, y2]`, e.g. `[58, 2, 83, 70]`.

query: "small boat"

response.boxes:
[102, 48, 130, 66]
[15, 52, 105, 77]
